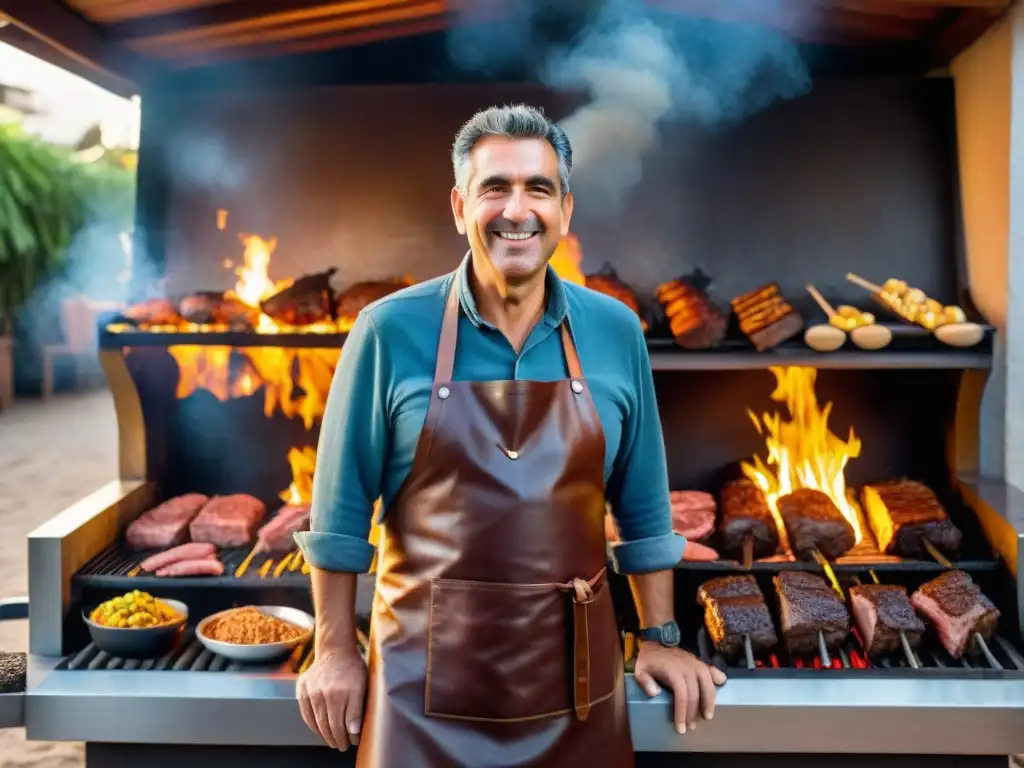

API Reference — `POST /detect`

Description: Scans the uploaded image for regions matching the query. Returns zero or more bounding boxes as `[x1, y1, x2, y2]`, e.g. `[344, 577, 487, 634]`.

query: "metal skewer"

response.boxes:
[868, 569, 919, 668]
[817, 631, 832, 667]
[743, 634, 755, 670]
[921, 538, 953, 568]
[742, 535, 754, 570]
[973, 634, 1002, 670]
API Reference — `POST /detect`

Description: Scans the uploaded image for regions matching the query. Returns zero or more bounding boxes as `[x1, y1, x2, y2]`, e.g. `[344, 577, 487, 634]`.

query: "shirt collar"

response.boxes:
[455, 250, 569, 330]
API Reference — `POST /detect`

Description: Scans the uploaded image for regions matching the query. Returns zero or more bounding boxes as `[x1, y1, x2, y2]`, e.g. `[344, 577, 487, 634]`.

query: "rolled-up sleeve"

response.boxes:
[294, 311, 388, 573]
[606, 319, 685, 575]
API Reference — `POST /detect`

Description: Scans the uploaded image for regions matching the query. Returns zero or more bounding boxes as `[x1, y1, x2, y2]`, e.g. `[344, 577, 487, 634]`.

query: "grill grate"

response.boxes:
[695, 627, 1024, 677]
[75, 544, 308, 588]
[61, 630, 314, 673]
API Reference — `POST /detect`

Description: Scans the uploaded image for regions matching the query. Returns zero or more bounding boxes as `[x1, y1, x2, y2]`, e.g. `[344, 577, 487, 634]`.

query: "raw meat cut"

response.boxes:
[774, 571, 850, 656]
[910, 570, 999, 659]
[862, 479, 963, 558]
[719, 479, 779, 560]
[126, 494, 210, 550]
[849, 584, 925, 657]
[155, 559, 225, 577]
[777, 488, 855, 560]
[189, 494, 266, 548]
[670, 490, 716, 540]
[255, 505, 310, 553]
[140, 542, 217, 573]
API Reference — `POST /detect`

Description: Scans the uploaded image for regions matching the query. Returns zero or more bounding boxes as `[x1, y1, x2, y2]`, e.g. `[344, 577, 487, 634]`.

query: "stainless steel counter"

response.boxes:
[24, 655, 1024, 755]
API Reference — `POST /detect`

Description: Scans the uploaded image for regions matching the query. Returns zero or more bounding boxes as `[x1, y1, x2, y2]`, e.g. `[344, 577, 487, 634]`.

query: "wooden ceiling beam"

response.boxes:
[70, 0, 234, 24]
[0, 0, 153, 92]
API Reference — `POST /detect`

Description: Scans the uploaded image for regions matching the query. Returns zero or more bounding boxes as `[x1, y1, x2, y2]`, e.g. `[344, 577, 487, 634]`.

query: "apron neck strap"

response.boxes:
[433, 274, 585, 384]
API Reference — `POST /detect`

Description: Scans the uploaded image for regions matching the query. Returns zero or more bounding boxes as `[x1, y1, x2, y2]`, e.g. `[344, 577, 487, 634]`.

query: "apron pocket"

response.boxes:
[425, 577, 611, 722]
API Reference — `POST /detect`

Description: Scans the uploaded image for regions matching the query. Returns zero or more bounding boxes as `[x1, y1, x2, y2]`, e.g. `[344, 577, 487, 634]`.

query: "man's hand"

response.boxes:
[296, 649, 368, 751]
[634, 643, 727, 734]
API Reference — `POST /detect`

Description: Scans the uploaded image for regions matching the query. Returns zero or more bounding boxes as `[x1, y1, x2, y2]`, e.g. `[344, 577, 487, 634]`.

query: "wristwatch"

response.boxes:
[638, 620, 681, 648]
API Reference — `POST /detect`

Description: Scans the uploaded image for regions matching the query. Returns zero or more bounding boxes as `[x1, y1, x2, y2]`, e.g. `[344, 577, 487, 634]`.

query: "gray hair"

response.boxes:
[452, 104, 573, 198]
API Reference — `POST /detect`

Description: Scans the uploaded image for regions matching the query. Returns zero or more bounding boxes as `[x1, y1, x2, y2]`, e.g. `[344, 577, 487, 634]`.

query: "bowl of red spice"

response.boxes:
[196, 605, 313, 663]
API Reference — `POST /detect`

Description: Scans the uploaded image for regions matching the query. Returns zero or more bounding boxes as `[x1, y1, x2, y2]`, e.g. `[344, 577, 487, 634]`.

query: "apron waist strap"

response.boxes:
[556, 568, 606, 721]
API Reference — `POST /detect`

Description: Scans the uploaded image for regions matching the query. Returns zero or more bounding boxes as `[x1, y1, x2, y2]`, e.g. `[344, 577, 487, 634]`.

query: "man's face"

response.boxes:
[451, 136, 574, 283]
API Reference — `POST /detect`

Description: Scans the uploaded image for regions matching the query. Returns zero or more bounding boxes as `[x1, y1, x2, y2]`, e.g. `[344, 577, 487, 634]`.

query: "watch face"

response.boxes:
[661, 622, 681, 647]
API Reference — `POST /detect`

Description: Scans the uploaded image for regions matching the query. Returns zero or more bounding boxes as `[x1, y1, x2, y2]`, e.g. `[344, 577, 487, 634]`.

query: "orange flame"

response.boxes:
[280, 446, 317, 506]
[741, 366, 863, 546]
[550, 234, 585, 285]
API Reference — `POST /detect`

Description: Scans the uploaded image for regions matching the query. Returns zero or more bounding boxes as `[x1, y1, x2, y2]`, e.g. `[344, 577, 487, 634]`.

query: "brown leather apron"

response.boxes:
[356, 278, 635, 768]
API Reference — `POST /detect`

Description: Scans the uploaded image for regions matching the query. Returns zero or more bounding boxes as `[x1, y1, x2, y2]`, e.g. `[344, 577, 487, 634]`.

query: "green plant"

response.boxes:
[0, 124, 135, 335]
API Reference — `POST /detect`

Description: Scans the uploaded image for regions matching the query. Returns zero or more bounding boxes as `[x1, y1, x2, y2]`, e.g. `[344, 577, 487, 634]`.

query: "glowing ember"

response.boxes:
[549, 234, 585, 285]
[741, 366, 863, 546]
[280, 446, 317, 506]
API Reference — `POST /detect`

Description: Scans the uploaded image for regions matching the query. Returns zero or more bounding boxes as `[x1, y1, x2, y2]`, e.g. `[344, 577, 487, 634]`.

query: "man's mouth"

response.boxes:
[493, 232, 537, 241]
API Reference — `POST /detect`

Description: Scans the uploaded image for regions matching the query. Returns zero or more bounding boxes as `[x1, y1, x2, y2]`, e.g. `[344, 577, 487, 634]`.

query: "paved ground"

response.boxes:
[0, 389, 118, 767]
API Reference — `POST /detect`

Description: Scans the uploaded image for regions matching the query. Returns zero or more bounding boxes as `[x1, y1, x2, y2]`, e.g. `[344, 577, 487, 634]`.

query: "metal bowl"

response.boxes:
[195, 605, 314, 664]
[83, 599, 189, 659]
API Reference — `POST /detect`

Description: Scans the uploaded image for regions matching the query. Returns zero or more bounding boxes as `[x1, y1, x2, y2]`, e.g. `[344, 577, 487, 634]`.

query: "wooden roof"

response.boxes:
[0, 0, 1014, 95]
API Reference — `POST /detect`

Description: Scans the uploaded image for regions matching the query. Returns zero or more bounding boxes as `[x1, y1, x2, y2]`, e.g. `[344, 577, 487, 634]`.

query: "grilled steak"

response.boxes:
[911, 570, 999, 659]
[778, 489, 855, 560]
[655, 278, 728, 350]
[849, 584, 925, 657]
[189, 494, 266, 548]
[140, 542, 217, 573]
[155, 558, 225, 577]
[670, 490, 716, 540]
[260, 269, 337, 326]
[705, 592, 778, 660]
[255, 505, 310, 553]
[697, 574, 762, 607]
[585, 268, 648, 332]
[177, 292, 259, 328]
[719, 479, 779, 560]
[126, 494, 210, 550]
[775, 571, 850, 656]
[731, 283, 804, 351]
[336, 277, 414, 321]
[121, 298, 183, 327]
[862, 479, 963, 558]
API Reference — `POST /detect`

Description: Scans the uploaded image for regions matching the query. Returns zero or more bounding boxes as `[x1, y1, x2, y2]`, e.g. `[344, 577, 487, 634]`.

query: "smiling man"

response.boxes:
[294, 104, 725, 768]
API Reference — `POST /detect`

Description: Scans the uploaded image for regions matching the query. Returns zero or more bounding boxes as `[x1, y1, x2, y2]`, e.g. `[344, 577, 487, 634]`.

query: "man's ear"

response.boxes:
[560, 191, 574, 237]
[451, 186, 467, 235]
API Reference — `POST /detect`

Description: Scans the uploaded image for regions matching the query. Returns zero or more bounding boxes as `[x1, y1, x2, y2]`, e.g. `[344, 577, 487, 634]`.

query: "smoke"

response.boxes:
[446, 0, 811, 210]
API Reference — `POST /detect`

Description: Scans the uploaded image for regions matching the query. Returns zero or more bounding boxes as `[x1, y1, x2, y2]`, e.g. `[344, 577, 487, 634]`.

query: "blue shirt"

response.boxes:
[294, 255, 686, 575]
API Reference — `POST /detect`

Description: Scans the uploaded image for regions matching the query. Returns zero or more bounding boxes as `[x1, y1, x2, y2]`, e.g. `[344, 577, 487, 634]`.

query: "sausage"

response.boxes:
[155, 558, 225, 577]
[140, 542, 217, 573]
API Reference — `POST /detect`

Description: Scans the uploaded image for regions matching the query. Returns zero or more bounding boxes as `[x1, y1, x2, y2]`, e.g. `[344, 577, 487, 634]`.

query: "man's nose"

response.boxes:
[502, 191, 531, 223]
